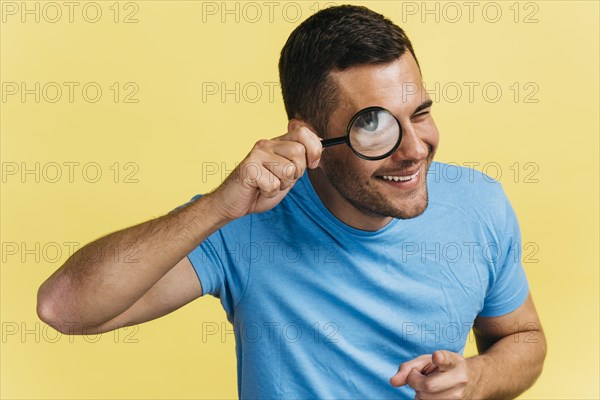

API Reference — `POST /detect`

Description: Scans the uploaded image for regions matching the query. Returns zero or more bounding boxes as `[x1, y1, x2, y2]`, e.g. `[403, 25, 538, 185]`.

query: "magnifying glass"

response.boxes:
[321, 106, 402, 161]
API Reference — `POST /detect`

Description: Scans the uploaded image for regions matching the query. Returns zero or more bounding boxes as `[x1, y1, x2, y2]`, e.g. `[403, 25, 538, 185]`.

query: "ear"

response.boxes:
[287, 118, 317, 135]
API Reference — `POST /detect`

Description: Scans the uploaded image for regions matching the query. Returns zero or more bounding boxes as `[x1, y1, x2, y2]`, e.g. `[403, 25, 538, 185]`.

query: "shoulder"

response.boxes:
[428, 160, 507, 202]
[427, 161, 514, 230]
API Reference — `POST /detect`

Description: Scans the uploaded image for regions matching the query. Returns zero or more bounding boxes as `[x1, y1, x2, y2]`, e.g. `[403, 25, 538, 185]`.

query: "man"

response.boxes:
[37, 5, 546, 399]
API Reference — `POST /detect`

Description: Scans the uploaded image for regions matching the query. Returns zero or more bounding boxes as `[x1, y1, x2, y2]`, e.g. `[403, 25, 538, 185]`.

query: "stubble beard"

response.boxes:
[321, 150, 435, 220]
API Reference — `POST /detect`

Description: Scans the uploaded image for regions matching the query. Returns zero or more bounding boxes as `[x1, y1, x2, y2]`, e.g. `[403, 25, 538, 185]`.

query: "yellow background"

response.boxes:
[1, 1, 598, 399]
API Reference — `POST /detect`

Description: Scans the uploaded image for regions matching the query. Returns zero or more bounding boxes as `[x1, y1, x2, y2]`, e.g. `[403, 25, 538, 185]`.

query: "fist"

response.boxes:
[209, 124, 323, 221]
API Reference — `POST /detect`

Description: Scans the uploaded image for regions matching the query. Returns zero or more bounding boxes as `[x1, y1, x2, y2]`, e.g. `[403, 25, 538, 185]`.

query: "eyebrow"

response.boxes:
[413, 99, 433, 115]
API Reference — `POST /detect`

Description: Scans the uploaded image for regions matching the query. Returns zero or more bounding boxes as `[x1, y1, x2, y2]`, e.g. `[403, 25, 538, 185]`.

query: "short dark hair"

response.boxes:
[279, 5, 419, 137]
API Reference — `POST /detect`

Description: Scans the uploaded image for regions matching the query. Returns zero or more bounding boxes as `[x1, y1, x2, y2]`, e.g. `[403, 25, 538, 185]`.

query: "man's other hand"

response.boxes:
[390, 350, 476, 400]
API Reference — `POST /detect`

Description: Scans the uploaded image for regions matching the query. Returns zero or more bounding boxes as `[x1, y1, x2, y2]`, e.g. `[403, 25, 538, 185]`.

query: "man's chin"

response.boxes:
[382, 188, 429, 219]
[391, 197, 428, 219]
[370, 175, 429, 219]
[349, 185, 429, 220]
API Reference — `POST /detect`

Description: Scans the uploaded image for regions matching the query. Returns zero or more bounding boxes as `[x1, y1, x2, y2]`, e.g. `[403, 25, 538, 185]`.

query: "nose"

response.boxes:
[390, 123, 428, 162]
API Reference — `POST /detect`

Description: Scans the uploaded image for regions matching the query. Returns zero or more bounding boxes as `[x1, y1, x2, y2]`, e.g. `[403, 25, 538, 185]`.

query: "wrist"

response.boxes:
[194, 191, 236, 226]
[176, 192, 233, 244]
[465, 354, 491, 399]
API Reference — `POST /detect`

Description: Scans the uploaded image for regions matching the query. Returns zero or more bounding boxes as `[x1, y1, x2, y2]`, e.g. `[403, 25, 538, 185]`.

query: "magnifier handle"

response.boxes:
[320, 136, 347, 148]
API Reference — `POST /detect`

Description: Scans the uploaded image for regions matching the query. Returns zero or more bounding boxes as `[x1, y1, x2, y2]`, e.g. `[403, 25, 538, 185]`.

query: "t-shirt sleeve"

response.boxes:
[478, 185, 530, 317]
[174, 195, 249, 320]
[187, 232, 234, 315]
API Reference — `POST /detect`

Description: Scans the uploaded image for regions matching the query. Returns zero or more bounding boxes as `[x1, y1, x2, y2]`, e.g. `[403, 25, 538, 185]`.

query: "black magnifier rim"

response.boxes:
[346, 106, 403, 161]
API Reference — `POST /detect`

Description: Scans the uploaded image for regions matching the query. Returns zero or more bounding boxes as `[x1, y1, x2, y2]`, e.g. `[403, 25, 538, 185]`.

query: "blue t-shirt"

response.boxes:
[185, 161, 529, 399]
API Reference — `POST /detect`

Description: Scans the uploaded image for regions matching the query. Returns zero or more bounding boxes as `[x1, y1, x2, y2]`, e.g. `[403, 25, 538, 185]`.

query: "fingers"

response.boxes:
[397, 351, 468, 400]
[389, 354, 432, 387]
[269, 141, 308, 180]
[406, 368, 426, 391]
[241, 125, 322, 192]
[421, 361, 439, 376]
[406, 368, 465, 399]
[237, 157, 294, 195]
[243, 141, 304, 192]
[275, 125, 323, 169]
[414, 385, 466, 400]
[421, 351, 468, 393]
[432, 350, 456, 372]
[249, 164, 289, 199]
[212, 124, 322, 219]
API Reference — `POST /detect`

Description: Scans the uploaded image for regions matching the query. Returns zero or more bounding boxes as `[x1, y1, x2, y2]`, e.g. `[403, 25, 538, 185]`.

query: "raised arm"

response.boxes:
[36, 125, 323, 335]
[36, 194, 227, 334]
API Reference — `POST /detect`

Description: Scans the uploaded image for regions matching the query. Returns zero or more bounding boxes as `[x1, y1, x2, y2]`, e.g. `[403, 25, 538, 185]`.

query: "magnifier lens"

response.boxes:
[348, 109, 400, 158]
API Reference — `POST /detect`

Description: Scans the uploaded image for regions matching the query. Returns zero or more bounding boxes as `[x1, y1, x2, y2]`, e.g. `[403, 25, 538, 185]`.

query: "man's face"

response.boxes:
[311, 52, 439, 227]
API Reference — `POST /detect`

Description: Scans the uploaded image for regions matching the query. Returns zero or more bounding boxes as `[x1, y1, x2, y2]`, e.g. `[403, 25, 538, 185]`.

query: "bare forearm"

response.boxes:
[37, 193, 227, 332]
[467, 330, 547, 399]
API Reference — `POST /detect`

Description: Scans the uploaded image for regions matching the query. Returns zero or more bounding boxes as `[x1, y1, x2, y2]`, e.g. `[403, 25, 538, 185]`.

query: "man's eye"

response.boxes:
[413, 111, 430, 119]
[355, 111, 379, 131]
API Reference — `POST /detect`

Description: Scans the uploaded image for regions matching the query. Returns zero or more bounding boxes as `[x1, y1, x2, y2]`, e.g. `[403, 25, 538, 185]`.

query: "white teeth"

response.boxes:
[381, 170, 420, 182]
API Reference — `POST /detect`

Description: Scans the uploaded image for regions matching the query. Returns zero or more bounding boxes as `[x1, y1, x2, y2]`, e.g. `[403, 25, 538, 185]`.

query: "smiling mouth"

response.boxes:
[378, 169, 420, 182]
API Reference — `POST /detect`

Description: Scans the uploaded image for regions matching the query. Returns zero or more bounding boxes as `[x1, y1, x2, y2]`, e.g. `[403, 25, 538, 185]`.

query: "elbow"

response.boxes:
[36, 295, 62, 333]
[36, 279, 79, 335]
[536, 329, 548, 376]
[527, 328, 548, 387]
